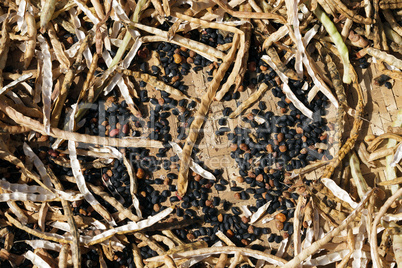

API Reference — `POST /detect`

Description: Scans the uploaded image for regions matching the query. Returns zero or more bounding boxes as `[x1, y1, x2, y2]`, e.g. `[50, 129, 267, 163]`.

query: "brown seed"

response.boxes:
[234, 193, 241, 200]
[247, 225, 254, 234]
[279, 145, 287, 152]
[296, 127, 303, 134]
[116, 122, 121, 130]
[230, 143, 238, 151]
[237, 85, 244, 92]
[186, 233, 195, 240]
[248, 61, 256, 72]
[285, 98, 292, 104]
[205, 200, 213, 207]
[136, 168, 145, 179]
[79, 209, 87, 216]
[194, 174, 201, 182]
[275, 213, 287, 222]
[269, 179, 275, 188]
[280, 107, 287, 114]
[174, 48, 181, 54]
[266, 144, 273, 153]
[246, 113, 254, 121]
[283, 232, 289, 239]
[239, 143, 248, 151]
[277, 133, 284, 142]
[241, 239, 250, 246]
[187, 57, 194, 64]
[171, 75, 180, 83]
[180, 46, 187, 52]
[226, 230, 234, 237]
[248, 171, 256, 178]
[109, 128, 119, 137]
[320, 133, 328, 141]
[66, 36, 74, 45]
[189, 50, 196, 57]
[302, 136, 307, 142]
[260, 65, 268, 71]
[122, 124, 129, 134]
[173, 54, 182, 64]
[276, 221, 284, 231]
[236, 176, 244, 183]
[218, 214, 223, 222]
[241, 216, 250, 224]
[275, 76, 281, 85]
[153, 204, 160, 212]
[256, 174, 264, 182]
[163, 178, 170, 185]
[106, 169, 113, 177]
[158, 98, 165, 105]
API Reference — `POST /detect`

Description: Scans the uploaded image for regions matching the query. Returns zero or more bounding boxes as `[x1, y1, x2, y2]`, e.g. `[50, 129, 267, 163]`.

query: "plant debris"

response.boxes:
[0, 0, 401, 267]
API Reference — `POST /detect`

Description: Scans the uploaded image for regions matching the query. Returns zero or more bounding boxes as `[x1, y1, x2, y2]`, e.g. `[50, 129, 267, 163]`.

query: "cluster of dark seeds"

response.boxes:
[0, 25, 333, 266]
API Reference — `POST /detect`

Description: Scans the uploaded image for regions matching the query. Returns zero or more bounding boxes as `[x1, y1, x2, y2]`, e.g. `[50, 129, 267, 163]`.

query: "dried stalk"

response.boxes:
[229, 83, 269, 119]
[0, 103, 164, 148]
[212, 0, 286, 22]
[283, 189, 373, 268]
[322, 65, 364, 179]
[146, 246, 287, 266]
[370, 187, 402, 268]
[177, 34, 240, 197]
[47, 168, 81, 268]
[51, 34, 91, 128]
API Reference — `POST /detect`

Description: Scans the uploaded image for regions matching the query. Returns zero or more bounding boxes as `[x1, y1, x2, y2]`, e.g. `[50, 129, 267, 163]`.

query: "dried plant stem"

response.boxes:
[229, 83, 269, 119]
[266, 47, 299, 80]
[164, 255, 177, 268]
[132, 243, 144, 268]
[379, 0, 402, 9]
[80, 52, 99, 103]
[283, 189, 373, 268]
[177, 34, 240, 197]
[322, 65, 363, 178]
[5, 212, 71, 244]
[135, 232, 166, 255]
[0, 121, 30, 133]
[51, 35, 91, 128]
[0, 103, 164, 149]
[328, 0, 374, 24]
[377, 176, 402, 186]
[146, 246, 287, 266]
[47, 168, 81, 268]
[325, 54, 346, 153]
[212, 0, 286, 22]
[367, 133, 402, 151]
[383, 10, 402, 36]
[24, 10, 36, 69]
[0, 16, 10, 89]
[118, 69, 198, 103]
[349, 152, 371, 199]
[371, 187, 402, 268]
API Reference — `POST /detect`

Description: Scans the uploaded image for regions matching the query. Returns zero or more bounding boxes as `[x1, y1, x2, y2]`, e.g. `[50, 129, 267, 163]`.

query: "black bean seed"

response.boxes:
[215, 184, 226, 191]
[231, 207, 241, 215]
